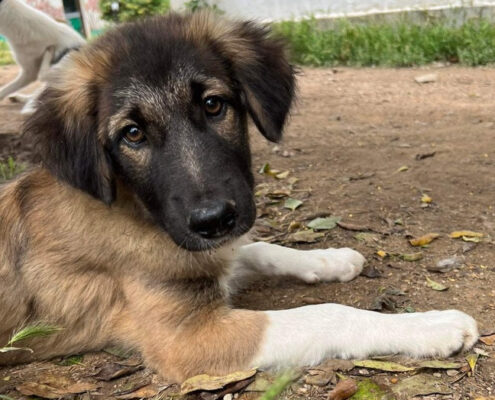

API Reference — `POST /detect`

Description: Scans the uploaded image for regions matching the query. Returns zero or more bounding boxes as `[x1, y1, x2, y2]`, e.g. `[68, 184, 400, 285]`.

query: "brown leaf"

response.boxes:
[180, 369, 257, 395]
[328, 378, 358, 400]
[94, 362, 144, 381]
[17, 381, 99, 399]
[360, 265, 382, 279]
[116, 384, 160, 399]
[409, 233, 440, 246]
[415, 151, 436, 160]
[450, 230, 483, 238]
[337, 221, 372, 231]
[480, 334, 495, 346]
[288, 229, 325, 243]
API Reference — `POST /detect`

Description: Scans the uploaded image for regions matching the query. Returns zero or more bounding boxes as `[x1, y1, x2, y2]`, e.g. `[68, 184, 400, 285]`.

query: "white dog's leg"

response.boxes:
[37, 47, 55, 81]
[252, 304, 478, 369]
[0, 69, 37, 100]
[7, 93, 32, 104]
[231, 242, 365, 285]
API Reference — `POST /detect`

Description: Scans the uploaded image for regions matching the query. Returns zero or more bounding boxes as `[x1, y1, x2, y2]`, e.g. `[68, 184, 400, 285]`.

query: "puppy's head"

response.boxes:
[23, 12, 295, 251]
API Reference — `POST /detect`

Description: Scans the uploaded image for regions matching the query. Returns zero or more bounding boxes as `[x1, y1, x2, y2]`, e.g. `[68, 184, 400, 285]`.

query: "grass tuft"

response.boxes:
[0, 157, 25, 183]
[0, 323, 62, 354]
[259, 371, 298, 400]
[273, 17, 495, 67]
[6, 324, 63, 347]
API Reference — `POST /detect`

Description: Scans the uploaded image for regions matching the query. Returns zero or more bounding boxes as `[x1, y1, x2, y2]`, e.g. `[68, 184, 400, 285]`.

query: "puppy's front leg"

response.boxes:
[252, 304, 478, 369]
[232, 242, 365, 284]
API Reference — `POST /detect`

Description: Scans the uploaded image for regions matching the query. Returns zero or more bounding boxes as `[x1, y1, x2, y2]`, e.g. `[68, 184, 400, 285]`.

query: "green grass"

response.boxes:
[0, 40, 14, 65]
[0, 324, 62, 354]
[273, 18, 495, 67]
[0, 157, 25, 183]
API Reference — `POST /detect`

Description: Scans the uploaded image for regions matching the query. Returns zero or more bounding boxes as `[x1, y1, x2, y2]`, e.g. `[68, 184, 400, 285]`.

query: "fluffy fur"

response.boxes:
[0, 0, 85, 113]
[0, 12, 478, 383]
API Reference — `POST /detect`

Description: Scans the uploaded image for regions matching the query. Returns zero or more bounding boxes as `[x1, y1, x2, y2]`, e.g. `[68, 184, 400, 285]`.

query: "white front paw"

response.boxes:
[403, 310, 478, 357]
[300, 248, 365, 283]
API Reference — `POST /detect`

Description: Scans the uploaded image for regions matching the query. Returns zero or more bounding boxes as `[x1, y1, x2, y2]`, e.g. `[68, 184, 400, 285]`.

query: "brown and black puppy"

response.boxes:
[0, 12, 478, 383]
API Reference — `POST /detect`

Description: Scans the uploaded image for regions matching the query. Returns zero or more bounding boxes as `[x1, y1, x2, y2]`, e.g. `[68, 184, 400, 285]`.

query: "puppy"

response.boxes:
[0, 0, 85, 112]
[0, 12, 478, 382]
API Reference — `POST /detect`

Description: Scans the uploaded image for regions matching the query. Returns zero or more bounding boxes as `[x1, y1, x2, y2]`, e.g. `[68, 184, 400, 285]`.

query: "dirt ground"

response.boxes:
[0, 64, 494, 399]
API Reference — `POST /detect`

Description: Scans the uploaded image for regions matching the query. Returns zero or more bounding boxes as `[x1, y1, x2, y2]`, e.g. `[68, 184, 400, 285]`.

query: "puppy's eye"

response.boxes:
[123, 125, 146, 146]
[204, 96, 224, 117]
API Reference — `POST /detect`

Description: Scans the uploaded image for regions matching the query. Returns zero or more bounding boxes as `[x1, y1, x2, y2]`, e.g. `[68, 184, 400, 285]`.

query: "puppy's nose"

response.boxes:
[189, 200, 236, 238]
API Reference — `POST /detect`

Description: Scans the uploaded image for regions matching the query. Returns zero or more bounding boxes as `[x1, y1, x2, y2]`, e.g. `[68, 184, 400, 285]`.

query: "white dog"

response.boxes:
[0, 0, 85, 113]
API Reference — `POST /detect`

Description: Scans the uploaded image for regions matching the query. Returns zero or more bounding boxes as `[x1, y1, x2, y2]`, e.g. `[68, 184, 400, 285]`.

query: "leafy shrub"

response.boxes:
[184, 0, 223, 14]
[100, 0, 170, 23]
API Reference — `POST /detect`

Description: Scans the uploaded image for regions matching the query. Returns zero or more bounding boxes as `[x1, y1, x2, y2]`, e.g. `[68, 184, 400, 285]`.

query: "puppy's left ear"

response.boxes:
[233, 22, 295, 142]
[209, 18, 295, 142]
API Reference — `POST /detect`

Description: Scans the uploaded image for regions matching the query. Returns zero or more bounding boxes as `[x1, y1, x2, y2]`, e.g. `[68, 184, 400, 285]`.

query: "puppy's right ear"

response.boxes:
[22, 49, 115, 205]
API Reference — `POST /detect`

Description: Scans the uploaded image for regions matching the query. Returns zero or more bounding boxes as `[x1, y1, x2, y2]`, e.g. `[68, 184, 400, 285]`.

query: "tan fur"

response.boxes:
[185, 12, 260, 67]
[49, 47, 113, 120]
[1, 12, 295, 382]
[0, 170, 267, 381]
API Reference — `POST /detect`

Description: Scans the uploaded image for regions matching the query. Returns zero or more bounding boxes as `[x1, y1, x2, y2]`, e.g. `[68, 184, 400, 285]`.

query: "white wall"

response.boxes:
[171, 0, 495, 21]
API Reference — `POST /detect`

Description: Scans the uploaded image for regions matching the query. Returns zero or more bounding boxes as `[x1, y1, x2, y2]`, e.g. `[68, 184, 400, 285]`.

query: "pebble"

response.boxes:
[223, 394, 233, 400]
[414, 73, 437, 84]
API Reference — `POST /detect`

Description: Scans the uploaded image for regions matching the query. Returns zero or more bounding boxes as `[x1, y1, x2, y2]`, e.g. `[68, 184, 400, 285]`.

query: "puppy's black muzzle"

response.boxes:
[188, 200, 237, 238]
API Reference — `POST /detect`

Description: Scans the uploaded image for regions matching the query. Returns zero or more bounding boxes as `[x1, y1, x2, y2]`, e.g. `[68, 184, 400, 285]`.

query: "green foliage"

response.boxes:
[0, 323, 62, 354]
[100, 0, 170, 23]
[184, 0, 223, 14]
[0, 40, 14, 66]
[0, 157, 25, 183]
[273, 17, 495, 67]
[259, 371, 298, 400]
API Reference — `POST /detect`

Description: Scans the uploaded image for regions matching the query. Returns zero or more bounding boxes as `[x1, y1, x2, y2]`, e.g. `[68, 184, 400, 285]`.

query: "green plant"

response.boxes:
[0, 40, 14, 66]
[259, 371, 298, 400]
[0, 157, 25, 183]
[0, 324, 62, 354]
[99, 0, 170, 23]
[184, 0, 223, 14]
[273, 17, 495, 67]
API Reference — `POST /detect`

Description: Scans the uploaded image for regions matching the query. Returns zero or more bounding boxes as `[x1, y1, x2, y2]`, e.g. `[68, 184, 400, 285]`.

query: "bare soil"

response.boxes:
[0, 65, 494, 399]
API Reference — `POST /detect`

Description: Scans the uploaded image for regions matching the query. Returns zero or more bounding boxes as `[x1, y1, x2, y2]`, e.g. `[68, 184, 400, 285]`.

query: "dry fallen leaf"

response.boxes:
[94, 362, 143, 381]
[428, 255, 464, 273]
[416, 360, 462, 369]
[376, 250, 387, 258]
[391, 374, 451, 397]
[307, 216, 341, 230]
[180, 369, 257, 395]
[116, 384, 160, 399]
[284, 198, 303, 211]
[466, 353, 479, 374]
[289, 229, 325, 243]
[421, 193, 433, 203]
[409, 232, 440, 246]
[352, 360, 414, 372]
[480, 334, 495, 346]
[401, 252, 423, 261]
[17, 381, 100, 399]
[327, 378, 358, 400]
[426, 276, 448, 291]
[450, 230, 483, 238]
[275, 170, 290, 179]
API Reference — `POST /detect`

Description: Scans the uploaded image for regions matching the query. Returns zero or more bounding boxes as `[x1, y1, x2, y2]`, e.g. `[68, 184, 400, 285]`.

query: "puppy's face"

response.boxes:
[24, 13, 295, 251]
